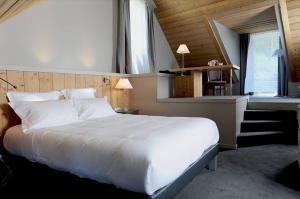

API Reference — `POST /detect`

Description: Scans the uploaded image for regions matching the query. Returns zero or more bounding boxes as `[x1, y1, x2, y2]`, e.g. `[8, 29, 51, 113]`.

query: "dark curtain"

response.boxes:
[146, 0, 156, 71]
[116, 0, 132, 74]
[240, 33, 250, 95]
[278, 39, 288, 96]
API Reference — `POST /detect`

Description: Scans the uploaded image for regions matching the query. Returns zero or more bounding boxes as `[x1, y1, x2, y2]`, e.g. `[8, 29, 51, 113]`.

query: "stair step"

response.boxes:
[238, 131, 285, 137]
[244, 109, 296, 121]
[242, 120, 282, 123]
[237, 132, 288, 147]
[241, 120, 284, 132]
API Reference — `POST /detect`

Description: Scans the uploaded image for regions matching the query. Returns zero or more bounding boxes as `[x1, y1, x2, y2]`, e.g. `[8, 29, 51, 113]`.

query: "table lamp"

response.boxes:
[115, 78, 133, 111]
[176, 44, 190, 75]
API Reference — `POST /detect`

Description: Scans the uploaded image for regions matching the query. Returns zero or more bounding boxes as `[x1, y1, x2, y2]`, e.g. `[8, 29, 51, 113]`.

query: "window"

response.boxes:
[130, 0, 151, 74]
[245, 30, 279, 96]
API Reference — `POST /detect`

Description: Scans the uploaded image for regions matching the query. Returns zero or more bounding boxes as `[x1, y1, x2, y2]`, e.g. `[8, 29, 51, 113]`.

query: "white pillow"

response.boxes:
[9, 100, 80, 132]
[61, 88, 96, 99]
[6, 91, 62, 102]
[72, 98, 116, 120]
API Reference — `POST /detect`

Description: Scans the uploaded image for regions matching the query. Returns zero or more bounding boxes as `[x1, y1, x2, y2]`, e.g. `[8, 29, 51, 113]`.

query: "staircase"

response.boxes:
[237, 109, 298, 147]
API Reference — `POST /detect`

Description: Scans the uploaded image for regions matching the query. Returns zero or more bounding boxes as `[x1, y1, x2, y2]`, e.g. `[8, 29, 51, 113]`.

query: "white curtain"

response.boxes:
[130, 0, 151, 74]
[244, 30, 279, 96]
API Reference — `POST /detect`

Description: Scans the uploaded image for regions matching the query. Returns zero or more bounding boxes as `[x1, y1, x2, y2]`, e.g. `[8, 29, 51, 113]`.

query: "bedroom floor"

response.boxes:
[1, 144, 300, 199]
[176, 144, 300, 199]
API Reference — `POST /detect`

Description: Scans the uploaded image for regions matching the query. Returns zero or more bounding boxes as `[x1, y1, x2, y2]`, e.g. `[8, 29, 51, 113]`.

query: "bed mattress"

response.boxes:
[4, 114, 219, 195]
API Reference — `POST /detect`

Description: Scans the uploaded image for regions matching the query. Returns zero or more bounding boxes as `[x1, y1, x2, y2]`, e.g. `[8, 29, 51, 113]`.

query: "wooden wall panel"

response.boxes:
[7, 71, 24, 92]
[96, 76, 104, 98]
[0, 70, 130, 138]
[0, 71, 8, 135]
[75, 74, 86, 88]
[103, 76, 111, 101]
[24, 72, 39, 92]
[53, 73, 65, 90]
[109, 77, 121, 108]
[64, 74, 76, 89]
[85, 75, 102, 98]
[6, 71, 24, 130]
[39, 72, 53, 92]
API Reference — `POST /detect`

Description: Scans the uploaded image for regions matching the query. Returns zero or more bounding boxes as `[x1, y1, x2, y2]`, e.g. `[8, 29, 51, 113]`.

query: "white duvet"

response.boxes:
[4, 114, 219, 195]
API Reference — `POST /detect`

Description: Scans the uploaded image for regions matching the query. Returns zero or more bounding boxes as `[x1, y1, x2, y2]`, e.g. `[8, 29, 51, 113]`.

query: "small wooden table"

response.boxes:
[168, 64, 240, 96]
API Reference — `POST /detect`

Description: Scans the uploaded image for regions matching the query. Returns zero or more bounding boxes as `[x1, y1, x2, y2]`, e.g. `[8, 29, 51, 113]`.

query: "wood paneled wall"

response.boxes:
[0, 70, 130, 135]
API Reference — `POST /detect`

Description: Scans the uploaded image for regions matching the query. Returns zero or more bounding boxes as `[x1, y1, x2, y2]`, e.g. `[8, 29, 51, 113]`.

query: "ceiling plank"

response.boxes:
[156, 0, 242, 23]
[279, 0, 296, 81]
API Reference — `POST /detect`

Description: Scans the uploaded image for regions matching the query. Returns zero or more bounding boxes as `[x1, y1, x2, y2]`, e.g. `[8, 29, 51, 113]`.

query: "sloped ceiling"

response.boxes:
[154, 0, 300, 81]
[218, 7, 278, 34]
[287, 0, 300, 80]
[0, 0, 39, 23]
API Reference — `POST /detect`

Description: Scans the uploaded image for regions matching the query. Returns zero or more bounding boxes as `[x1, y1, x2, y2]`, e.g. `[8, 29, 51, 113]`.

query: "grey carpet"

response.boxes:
[175, 144, 300, 199]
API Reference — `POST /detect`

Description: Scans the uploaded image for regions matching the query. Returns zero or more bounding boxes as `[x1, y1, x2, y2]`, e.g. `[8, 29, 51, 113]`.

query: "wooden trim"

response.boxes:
[279, 0, 296, 81]
[192, 71, 203, 97]
[202, 15, 228, 65]
[0, 0, 40, 23]
[169, 65, 240, 73]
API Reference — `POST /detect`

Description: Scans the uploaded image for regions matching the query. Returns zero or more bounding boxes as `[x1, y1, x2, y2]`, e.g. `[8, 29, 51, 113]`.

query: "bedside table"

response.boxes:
[115, 109, 139, 115]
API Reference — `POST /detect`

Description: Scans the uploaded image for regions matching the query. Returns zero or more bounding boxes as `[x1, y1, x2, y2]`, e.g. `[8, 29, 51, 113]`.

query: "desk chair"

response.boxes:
[206, 68, 227, 96]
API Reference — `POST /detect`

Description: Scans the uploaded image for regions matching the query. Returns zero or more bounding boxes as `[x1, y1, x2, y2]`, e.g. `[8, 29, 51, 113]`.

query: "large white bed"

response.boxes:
[4, 113, 219, 195]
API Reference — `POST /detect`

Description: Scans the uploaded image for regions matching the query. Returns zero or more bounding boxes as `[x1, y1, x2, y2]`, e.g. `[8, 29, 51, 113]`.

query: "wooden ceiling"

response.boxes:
[287, 0, 300, 80]
[154, 0, 300, 81]
[218, 7, 278, 34]
[0, 0, 38, 23]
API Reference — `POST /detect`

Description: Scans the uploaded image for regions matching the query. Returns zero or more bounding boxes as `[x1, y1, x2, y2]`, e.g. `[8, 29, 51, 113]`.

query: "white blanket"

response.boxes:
[4, 114, 219, 195]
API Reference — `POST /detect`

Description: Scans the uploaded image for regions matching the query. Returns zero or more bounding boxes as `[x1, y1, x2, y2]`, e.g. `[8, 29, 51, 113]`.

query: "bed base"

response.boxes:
[2, 144, 218, 198]
[150, 144, 218, 199]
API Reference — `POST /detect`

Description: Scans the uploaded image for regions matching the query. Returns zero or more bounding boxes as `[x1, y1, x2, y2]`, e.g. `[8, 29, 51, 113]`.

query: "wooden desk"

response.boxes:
[169, 65, 240, 96]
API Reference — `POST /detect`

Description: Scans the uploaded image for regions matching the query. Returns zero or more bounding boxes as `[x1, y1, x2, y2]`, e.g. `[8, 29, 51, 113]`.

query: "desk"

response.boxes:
[168, 64, 240, 96]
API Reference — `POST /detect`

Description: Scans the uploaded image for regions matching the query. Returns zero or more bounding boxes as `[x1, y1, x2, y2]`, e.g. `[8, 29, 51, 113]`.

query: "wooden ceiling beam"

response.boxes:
[202, 15, 228, 65]
[279, 0, 296, 81]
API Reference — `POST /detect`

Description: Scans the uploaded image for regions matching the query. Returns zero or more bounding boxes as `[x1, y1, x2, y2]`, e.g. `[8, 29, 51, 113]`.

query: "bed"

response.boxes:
[3, 113, 219, 198]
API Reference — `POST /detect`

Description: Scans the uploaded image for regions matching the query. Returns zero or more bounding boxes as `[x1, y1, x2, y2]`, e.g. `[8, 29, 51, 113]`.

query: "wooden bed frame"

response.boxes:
[2, 144, 218, 198]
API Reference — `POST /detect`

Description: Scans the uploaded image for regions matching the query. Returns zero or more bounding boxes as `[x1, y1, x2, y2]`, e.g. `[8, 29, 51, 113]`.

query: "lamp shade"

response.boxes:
[115, 78, 133, 89]
[176, 44, 190, 54]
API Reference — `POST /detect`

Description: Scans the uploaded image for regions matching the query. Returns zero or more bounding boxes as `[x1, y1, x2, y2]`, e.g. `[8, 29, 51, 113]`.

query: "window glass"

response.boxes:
[245, 30, 279, 96]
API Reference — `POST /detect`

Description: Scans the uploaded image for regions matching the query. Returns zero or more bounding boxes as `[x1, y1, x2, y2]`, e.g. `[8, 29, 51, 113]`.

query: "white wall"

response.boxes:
[154, 16, 178, 70]
[213, 21, 240, 66]
[0, 0, 117, 72]
[0, 0, 176, 73]
[212, 20, 240, 94]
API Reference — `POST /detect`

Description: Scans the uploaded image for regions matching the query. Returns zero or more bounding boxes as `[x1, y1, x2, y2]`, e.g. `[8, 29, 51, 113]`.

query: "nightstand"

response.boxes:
[115, 109, 139, 115]
[0, 154, 13, 188]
